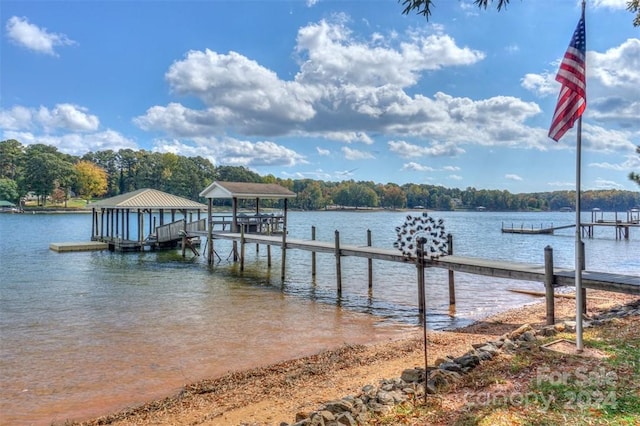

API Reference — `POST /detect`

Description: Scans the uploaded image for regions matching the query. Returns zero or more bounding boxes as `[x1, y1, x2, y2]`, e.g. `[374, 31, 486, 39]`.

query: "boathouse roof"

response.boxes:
[88, 188, 207, 210]
[199, 181, 296, 200]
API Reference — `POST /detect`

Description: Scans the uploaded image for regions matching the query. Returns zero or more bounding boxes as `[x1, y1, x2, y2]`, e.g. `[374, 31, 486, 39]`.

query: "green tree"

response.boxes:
[0, 139, 24, 180]
[216, 165, 263, 183]
[23, 145, 76, 206]
[0, 178, 19, 202]
[400, 0, 640, 26]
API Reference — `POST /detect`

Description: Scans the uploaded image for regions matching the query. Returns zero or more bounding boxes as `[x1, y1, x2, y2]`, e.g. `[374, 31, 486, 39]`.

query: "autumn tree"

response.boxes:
[74, 160, 108, 201]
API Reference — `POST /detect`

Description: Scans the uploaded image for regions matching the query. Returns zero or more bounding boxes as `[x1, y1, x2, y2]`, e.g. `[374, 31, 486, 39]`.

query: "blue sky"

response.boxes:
[1, 0, 639, 193]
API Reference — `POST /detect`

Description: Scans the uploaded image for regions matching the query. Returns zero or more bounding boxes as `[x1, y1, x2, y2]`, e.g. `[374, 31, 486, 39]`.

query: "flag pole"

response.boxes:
[575, 116, 584, 353]
[574, 0, 586, 354]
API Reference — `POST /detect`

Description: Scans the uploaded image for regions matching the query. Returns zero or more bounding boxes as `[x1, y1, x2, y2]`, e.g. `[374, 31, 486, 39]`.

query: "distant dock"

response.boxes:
[501, 223, 575, 235]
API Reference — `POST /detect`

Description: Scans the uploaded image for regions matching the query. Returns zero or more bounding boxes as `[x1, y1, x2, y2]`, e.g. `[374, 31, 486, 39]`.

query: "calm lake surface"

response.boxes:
[1, 210, 638, 425]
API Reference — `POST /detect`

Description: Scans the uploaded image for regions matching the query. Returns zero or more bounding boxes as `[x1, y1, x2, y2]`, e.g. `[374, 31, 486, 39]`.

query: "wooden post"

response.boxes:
[335, 230, 342, 296]
[544, 245, 555, 325]
[367, 229, 373, 291]
[447, 233, 455, 306]
[207, 198, 213, 266]
[240, 226, 245, 271]
[182, 218, 187, 257]
[267, 245, 271, 268]
[311, 226, 317, 277]
[281, 226, 287, 281]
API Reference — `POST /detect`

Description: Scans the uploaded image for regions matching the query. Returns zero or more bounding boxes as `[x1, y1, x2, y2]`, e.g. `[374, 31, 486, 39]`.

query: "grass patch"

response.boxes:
[370, 313, 640, 425]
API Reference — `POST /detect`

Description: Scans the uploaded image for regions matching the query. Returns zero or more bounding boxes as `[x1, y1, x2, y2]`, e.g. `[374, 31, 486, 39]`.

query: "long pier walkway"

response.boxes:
[207, 231, 640, 295]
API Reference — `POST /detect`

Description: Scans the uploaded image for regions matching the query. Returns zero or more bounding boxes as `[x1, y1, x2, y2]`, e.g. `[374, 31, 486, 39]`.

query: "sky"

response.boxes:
[1, 0, 639, 194]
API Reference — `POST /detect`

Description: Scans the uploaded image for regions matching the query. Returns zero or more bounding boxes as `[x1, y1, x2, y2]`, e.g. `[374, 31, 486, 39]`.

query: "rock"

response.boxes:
[377, 390, 395, 405]
[554, 323, 566, 332]
[425, 379, 438, 394]
[509, 324, 533, 340]
[323, 400, 353, 414]
[401, 368, 424, 383]
[454, 354, 480, 369]
[477, 350, 493, 361]
[433, 357, 449, 366]
[336, 412, 357, 426]
[502, 339, 516, 351]
[520, 331, 536, 342]
[477, 343, 499, 354]
[563, 321, 576, 332]
[537, 326, 557, 337]
[438, 361, 463, 372]
[295, 412, 310, 422]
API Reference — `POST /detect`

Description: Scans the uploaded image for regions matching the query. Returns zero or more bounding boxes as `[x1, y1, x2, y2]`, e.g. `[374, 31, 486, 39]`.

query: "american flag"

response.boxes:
[548, 10, 586, 142]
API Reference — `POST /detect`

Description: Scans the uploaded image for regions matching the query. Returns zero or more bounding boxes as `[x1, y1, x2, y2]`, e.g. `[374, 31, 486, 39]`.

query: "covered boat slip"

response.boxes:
[87, 188, 207, 252]
[198, 181, 296, 262]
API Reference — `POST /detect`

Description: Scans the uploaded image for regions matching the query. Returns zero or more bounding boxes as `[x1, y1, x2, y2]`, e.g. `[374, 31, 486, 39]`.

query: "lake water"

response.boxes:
[0, 210, 638, 425]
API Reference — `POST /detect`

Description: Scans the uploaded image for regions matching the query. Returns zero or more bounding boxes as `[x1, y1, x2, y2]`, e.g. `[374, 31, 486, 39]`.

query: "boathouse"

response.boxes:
[88, 188, 207, 251]
[199, 181, 297, 264]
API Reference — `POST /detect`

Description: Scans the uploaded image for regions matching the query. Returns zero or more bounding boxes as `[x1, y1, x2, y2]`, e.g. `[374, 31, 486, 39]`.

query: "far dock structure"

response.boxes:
[501, 223, 575, 235]
[198, 181, 297, 265]
[88, 188, 207, 252]
[502, 208, 640, 240]
[581, 208, 640, 240]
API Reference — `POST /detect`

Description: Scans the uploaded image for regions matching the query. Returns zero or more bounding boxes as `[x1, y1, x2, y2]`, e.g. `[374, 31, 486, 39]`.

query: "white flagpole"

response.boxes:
[575, 0, 586, 354]
[575, 116, 584, 353]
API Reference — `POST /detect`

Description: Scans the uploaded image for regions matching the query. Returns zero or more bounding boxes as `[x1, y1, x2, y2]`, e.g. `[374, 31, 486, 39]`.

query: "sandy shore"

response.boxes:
[75, 291, 637, 426]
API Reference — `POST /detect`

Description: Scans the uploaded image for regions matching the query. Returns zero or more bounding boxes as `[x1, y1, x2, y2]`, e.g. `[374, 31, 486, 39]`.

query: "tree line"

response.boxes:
[1, 139, 638, 211]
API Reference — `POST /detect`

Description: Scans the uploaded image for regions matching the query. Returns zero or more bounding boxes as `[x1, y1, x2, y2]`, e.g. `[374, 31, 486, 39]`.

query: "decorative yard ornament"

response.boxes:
[393, 212, 448, 259]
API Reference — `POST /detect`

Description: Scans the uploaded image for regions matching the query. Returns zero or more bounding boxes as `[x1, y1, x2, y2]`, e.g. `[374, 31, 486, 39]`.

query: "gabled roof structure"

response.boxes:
[89, 188, 207, 210]
[199, 181, 296, 200]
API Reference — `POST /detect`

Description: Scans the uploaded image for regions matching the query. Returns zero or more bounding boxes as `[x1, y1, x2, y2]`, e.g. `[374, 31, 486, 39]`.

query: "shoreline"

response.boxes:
[69, 291, 638, 426]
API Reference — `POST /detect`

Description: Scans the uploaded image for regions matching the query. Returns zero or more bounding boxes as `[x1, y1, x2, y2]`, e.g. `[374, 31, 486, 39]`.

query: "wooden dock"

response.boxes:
[207, 231, 640, 295]
[501, 223, 576, 234]
[50, 241, 109, 252]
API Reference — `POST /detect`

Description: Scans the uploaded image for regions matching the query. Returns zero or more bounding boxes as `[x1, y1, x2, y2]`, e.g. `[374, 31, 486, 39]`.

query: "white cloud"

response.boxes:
[316, 146, 330, 156]
[591, 0, 629, 10]
[590, 149, 640, 171]
[342, 146, 374, 160]
[521, 72, 557, 96]
[3, 129, 136, 155]
[448, 174, 463, 180]
[442, 165, 460, 171]
[505, 174, 523, 181]
[153, 137, 307, 168]
[401, 162, 435, 172]
[134, 18, 492, 145]
[5, 16, 75, 56]
[1, 104, 99, 133]
[594, 178, 624, 189]
[581, 123, 637, 153]
[388, 140, 465, 158]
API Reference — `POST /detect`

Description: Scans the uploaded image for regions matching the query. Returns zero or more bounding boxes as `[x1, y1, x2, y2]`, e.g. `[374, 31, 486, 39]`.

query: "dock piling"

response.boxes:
[311, 226, 316, 277]
[367, 229, 373, 291]
[544, 245, 555, 325]
[447, 233, 455, 306]
[335, 230, 342, 296]
[281, 227, 287, 281]
[240, 227, 246, 271]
